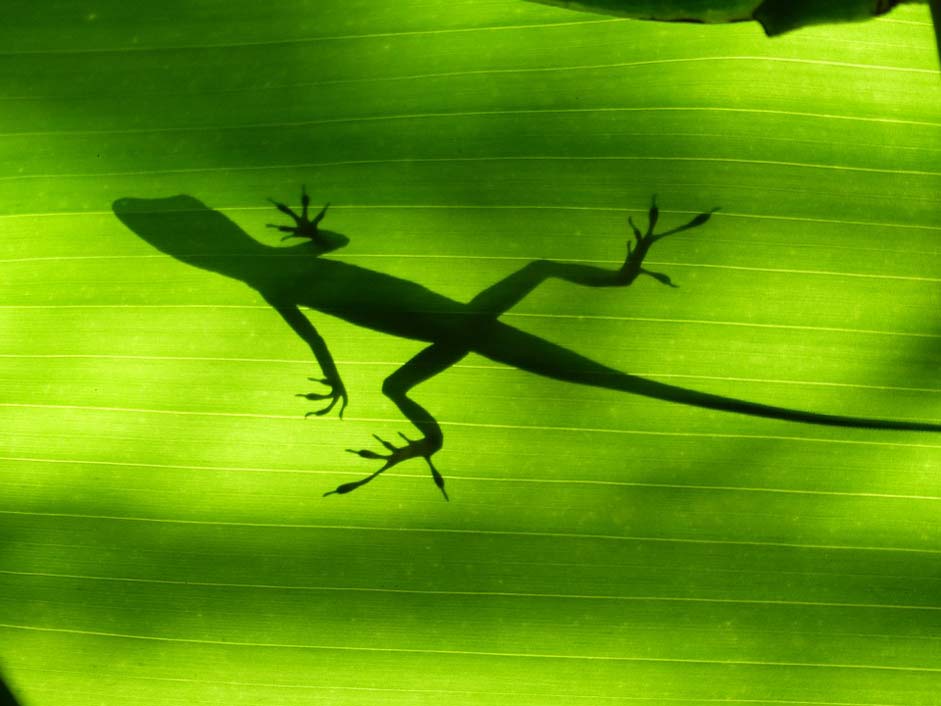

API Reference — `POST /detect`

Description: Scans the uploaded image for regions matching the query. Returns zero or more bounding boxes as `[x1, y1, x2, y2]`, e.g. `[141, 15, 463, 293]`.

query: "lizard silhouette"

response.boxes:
[113, 189, 941, 500]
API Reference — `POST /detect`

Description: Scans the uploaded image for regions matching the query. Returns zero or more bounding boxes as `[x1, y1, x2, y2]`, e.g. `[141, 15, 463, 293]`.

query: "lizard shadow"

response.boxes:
[112, 191, 941, 499]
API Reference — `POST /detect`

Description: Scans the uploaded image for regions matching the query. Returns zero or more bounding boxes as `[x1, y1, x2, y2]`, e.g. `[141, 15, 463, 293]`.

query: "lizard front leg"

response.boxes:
[265, 297, 348, 418]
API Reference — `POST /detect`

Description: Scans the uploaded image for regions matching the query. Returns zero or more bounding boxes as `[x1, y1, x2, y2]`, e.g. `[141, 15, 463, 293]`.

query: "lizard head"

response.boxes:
[113, 194, 273, 278]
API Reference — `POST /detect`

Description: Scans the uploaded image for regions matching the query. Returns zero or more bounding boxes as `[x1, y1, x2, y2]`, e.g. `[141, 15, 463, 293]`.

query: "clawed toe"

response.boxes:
[328, 432, 447, 500]
[297, 377, 347, 418]
[640, 268, 678, 288]
[268, 224, 304, 242]
[345, 433, 424, 467]
[297, 390, 335, 403]
[628, 193, 659, 242]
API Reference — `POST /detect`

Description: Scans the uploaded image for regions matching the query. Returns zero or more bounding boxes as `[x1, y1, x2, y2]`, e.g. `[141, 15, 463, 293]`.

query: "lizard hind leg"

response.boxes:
[326, 342, 467, 500]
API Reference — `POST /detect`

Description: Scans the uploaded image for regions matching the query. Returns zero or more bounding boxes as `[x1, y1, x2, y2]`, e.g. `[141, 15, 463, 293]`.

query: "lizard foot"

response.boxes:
[324, 433, 448, 500]
[297, 376, 348, 418]
[266, 184, 330, 242]
[619, 195, 719, 286]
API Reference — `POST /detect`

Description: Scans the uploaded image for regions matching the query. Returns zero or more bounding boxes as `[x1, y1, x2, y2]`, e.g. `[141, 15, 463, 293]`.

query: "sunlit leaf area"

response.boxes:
[1, 1, 940, 704]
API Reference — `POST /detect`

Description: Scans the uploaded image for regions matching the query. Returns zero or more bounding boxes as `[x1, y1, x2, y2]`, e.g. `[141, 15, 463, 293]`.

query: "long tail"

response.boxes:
[478, 321, 941, 433]
[611, 374, 941, 432]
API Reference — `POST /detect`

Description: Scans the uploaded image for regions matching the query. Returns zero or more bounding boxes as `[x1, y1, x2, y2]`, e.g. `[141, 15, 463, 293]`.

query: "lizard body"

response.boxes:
[114, 191, 941, 499]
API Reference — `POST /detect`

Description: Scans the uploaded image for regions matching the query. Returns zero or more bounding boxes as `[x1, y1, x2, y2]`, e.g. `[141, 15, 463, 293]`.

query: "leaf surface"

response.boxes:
[1, 2, 940, 705]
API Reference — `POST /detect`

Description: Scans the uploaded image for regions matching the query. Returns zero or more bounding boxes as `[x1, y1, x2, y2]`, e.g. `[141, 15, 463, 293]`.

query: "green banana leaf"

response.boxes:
[1, 1, 940, 705]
